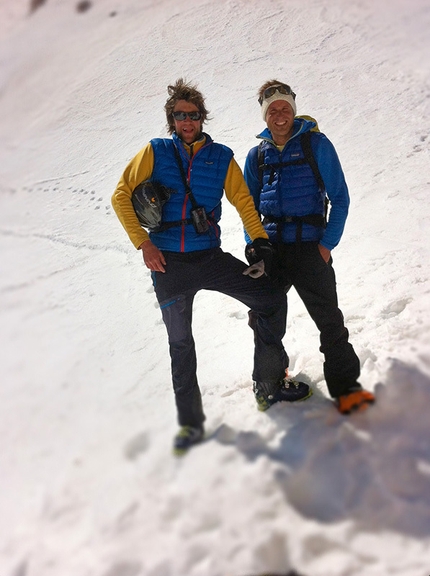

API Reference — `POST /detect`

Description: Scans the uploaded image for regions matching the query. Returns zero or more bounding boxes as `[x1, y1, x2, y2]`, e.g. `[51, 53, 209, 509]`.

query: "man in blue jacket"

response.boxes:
[244, 80, 375, 414]
[112, 79, 311, 455]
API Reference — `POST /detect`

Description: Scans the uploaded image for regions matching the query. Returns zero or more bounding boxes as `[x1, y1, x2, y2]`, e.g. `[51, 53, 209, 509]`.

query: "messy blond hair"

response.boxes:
[164, 78, 210, 134]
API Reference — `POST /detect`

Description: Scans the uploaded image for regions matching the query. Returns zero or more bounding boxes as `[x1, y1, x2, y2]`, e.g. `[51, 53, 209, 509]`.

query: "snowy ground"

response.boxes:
[1, 0, 430, 575]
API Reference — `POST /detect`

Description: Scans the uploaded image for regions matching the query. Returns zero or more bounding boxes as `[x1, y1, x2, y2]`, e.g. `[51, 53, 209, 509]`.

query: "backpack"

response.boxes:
[256, 116, 329, 242]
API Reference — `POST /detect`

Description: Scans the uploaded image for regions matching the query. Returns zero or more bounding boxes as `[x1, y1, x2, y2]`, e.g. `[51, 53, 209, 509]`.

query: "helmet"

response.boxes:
[131, 180, 174, 230]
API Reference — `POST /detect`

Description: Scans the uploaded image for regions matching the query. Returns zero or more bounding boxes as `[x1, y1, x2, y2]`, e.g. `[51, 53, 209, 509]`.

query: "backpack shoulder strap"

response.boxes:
[300, 131, 329, 221]
[257, 141, 265, 188]
[300, 131, 325, 191]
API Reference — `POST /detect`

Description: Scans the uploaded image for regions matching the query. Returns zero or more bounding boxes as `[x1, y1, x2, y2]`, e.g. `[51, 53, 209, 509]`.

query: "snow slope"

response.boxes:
[1, 0, 430, 575]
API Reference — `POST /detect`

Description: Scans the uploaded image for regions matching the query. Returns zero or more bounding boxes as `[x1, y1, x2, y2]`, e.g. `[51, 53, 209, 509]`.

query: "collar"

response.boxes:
[176, 134, 207, 157]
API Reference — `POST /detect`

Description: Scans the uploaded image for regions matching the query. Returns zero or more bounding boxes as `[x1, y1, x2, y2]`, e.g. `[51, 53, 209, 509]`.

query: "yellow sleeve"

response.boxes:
[111, 143, 155, 249]
[223, 158, 268, 242]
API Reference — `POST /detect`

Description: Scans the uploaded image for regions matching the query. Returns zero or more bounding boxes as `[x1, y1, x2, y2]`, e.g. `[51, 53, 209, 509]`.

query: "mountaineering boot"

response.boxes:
[284, 377, 313, 401]
[335, 387, 375, 415]
[253, 377, 312, 412]
[173, 425, 204, 455]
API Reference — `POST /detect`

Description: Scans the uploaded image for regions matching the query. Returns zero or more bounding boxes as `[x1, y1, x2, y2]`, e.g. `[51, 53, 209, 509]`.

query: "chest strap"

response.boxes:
[152, 214, 216, 233]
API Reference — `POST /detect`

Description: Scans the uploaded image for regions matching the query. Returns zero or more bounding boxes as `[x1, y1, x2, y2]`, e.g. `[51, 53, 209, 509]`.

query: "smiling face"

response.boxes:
[265, 99, 295, 146]
[172, 99, 203, 144]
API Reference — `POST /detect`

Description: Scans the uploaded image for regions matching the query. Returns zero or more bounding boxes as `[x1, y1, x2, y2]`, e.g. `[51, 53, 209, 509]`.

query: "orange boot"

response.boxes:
[336, 389, 375, 415]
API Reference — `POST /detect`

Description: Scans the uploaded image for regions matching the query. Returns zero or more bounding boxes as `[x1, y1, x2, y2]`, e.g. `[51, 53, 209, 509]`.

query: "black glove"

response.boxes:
[244, 238, 274, 278]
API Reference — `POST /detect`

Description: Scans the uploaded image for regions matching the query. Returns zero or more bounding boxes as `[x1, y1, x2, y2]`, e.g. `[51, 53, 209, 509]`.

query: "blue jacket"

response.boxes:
[244, 118, 350, 249]
[150, 133, 233, 252]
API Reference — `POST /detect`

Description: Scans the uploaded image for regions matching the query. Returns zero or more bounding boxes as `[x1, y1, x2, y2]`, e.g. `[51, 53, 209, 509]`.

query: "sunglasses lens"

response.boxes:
[173, 111, 202, 121]
[188, 111, 201, 120]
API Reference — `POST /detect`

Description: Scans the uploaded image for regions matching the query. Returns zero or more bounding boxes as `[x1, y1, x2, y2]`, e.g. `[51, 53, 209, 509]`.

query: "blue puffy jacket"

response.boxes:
[150, 133, 233, 252]
[244, 118, 350, 250]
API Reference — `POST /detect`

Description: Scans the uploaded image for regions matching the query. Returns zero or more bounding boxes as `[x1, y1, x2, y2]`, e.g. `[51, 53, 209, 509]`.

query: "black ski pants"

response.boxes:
[274, 241, 360, 398]
[152, 248, 288, 428]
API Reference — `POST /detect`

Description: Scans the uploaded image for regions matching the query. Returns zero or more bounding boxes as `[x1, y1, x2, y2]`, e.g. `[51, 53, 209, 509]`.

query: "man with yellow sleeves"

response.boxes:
[112, 79, 311, 455]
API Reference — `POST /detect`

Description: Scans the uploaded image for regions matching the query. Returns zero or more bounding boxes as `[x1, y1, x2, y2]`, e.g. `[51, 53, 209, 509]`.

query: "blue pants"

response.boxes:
[152, 248, 287, 427]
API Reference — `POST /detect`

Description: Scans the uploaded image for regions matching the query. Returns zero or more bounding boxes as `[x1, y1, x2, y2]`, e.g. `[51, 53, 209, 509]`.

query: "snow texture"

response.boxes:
[0, 0, 429, 575]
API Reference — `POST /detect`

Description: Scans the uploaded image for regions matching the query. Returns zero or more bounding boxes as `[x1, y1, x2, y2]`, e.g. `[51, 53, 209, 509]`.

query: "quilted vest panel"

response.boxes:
[259, 134, 326, 243]
[149, 135, 233, 252]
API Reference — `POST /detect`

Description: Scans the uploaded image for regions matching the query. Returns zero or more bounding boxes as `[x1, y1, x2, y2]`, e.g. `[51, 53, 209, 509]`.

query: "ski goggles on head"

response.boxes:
[172, 111, 202, 121]
[258, 84, 296, 105]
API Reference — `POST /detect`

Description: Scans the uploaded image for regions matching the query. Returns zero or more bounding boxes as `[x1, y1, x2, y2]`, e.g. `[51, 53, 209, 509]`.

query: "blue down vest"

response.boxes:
[149, 133, 233, 252]
[255, 127, 326, 244]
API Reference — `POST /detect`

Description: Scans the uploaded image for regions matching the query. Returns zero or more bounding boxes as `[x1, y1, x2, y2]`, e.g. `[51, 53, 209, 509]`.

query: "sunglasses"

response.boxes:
[172, 111, 202, 121]
[258, 84, 296, 105]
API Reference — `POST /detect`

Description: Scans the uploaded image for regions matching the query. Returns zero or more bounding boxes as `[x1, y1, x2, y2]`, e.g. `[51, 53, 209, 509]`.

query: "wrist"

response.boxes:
[139, 239, 150, 250]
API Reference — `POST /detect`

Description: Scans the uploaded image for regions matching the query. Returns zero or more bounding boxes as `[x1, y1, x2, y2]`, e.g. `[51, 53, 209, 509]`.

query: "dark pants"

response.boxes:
[152, 248, 287, 427]
[274, 241, 360, 398]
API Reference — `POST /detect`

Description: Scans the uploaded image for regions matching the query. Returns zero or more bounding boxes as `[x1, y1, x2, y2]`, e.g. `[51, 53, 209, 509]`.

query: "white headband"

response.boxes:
[261, 93, 297, 120]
